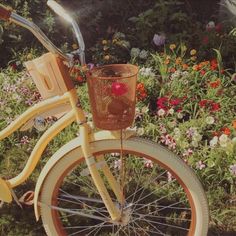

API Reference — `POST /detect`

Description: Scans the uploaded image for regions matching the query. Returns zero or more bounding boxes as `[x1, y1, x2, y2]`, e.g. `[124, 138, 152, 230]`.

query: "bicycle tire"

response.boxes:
[40, 137, 209, 236]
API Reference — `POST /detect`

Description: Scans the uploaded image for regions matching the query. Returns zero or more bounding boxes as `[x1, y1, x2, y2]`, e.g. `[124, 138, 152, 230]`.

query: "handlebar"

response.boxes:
[0, 2, 86, 65]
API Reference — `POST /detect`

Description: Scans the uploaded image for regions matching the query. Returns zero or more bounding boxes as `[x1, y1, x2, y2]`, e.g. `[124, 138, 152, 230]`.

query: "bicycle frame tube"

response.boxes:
[1, 89, 86, 188]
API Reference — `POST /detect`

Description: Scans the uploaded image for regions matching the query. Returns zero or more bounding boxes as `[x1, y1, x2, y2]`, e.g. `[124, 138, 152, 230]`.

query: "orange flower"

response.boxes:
[182, 64, 189, 70]
[136, 82, 147, 100]
[221, 127, 231, 136]
[175, 57, 182, 65]
[192, 65, 199, 71]
[233, 120, 236, 129]
[209, 79, 221, 88]
[164, 59, 170, 65]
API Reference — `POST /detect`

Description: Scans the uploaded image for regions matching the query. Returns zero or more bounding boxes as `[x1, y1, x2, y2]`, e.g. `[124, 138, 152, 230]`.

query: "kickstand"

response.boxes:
[10, 188, 23, 209]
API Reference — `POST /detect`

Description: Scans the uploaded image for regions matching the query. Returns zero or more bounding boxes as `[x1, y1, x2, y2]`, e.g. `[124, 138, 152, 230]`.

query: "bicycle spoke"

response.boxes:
[133, 212, 191, 222]
[133, 186, 180, 213]
[133, 216, 189, 231]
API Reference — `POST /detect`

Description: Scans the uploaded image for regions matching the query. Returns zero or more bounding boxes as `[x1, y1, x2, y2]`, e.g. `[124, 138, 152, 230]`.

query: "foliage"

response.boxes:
[0, 0, 236, 235]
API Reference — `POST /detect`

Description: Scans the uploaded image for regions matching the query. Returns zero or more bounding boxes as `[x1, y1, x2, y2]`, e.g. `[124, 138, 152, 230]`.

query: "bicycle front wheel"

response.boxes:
[40, 137, 209, 236]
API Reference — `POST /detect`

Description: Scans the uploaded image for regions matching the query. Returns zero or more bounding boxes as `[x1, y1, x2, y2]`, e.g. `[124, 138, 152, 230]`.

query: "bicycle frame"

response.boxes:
[0, 86, 137, 221]
[0, 0, 130, 223]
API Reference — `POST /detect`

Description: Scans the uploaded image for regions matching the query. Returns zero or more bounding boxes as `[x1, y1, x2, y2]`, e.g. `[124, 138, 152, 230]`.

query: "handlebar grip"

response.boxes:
[0, 4, 12, 21]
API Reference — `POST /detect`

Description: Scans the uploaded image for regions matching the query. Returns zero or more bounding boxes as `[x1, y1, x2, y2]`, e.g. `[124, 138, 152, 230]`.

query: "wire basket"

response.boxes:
[87, 64, 139, 130]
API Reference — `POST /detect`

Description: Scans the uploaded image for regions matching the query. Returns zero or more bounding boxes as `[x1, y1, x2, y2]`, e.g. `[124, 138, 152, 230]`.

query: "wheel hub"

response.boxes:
[114, 203, 133, 226]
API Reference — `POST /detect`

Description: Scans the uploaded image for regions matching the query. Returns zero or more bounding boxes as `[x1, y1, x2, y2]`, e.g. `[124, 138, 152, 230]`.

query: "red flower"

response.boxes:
[170, 98, 181, 106]
[76, 76, 84, 82]
[199, 99, 208, 107]
[210, 102, 220, 112]
[157, 97, 169, 110]
[111, 82, 127, 96]
[210, 59, 218, 70]
[200, 70, 206, 76]
[215, 23, 222, 33]
[10, 63, 17, 70]
[202, 36, 209, 45]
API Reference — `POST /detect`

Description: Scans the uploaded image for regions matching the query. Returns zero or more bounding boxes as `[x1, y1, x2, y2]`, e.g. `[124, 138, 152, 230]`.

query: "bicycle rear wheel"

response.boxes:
[40, 137, 209, 236]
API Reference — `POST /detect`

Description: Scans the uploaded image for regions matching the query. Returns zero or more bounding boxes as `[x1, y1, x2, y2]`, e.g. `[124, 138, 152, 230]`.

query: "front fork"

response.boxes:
[69, 89, 122, 222]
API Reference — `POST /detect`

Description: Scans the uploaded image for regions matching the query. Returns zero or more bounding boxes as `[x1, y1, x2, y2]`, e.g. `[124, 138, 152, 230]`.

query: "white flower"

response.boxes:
[173, 128, 181, 140]
[137, 127, 145, 136]
[186, 127, 197, 138]
[210, 136, 218, 147]
[168, 108, 175, 115]
[219, 134, 228, 147]
[167, 120, 177, 128]
[121, 40, 130, 49]
[114, 159, 121, 169]
[113, 32, 125, 39]
[205, 116, 215, 125]
[232, 137, 236, 144]
[191, 140, 199, 147]
[170, 70, 181, 80]
[177, 113, 183, 119]
[206, 21, 215, 30]
[182, 71, 189, 78]
[174, 127, 181, 134]
[192, 133, 202, 142]
[229, 164, 236, 176]
[130, 48, 140, 58]
[139, 49, 149, 59]
[157, 108, 165, 116]
[139, 67, 155, 77]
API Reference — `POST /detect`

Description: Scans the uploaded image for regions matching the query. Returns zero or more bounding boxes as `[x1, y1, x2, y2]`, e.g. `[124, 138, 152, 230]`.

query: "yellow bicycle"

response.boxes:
[0, 1, 209, 235]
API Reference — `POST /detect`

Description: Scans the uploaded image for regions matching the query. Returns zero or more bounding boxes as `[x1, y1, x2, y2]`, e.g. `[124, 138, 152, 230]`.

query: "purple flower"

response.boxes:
[229, 164, 236, 176]
[87, 63, 95, 70]
[153, 33, 166, 46]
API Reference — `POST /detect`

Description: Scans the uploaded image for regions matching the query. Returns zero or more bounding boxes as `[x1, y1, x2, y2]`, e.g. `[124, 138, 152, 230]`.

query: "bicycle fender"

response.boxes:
[34, 129, 136, 220]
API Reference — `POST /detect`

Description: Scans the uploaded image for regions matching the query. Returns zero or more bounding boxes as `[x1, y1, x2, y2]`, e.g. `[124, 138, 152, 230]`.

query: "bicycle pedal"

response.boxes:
[80, 161, 106, 176]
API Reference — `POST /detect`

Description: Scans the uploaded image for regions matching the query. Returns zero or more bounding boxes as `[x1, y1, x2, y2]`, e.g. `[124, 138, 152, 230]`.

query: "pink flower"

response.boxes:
[229, 164, 236, 176]
[20, 136, 30, 145]
[183, 149, 193, 157]
[167, 171, 173, 182]
[196, 161, 206, 170]
[144, 159, 153, 168]
[160, 134, 176, 150]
